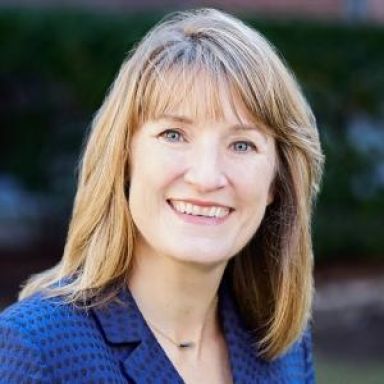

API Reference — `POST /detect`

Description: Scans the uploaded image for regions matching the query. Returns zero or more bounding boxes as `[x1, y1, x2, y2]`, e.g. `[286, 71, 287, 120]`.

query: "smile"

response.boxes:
[167, 199, 232, 219]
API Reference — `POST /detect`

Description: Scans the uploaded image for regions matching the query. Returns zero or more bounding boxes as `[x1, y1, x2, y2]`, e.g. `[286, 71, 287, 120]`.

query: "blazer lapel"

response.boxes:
[92, 287, 184, 384]
[121, 332, 184, 384]
[92, 281, 288, 384]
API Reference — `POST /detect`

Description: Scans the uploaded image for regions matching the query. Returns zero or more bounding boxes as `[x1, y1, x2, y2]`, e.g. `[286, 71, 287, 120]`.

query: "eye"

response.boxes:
[231, 141, 257, 152]
[159, 129, 184, 143]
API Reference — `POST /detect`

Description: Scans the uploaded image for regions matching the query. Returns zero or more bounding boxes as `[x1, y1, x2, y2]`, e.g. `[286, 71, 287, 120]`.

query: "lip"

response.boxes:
[166, 199, 233, 226]
[168, 198, 233, 209]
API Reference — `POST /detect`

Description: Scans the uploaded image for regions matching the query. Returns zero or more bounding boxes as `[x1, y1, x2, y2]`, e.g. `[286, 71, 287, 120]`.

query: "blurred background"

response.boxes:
[0, 0, 383, 382]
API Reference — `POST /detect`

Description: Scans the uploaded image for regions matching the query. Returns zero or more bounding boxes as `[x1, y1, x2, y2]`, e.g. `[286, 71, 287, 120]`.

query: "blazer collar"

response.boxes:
[92, 287, 144, 344]
[92, 286, 184, 383]
[92, 281, 272, 383]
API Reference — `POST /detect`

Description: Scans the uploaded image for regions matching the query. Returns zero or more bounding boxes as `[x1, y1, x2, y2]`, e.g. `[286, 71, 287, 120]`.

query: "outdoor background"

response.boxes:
[0, 0, 383, 383]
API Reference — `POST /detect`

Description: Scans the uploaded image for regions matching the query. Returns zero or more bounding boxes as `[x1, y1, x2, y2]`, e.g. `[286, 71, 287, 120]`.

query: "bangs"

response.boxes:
[137, 63, 238, 125]
[131, 37, 276, 137]
[135, 43, 265, 134]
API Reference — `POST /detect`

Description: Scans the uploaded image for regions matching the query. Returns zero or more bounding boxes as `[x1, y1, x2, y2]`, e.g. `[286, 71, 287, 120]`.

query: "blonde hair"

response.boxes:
[20, 8, 324, 360]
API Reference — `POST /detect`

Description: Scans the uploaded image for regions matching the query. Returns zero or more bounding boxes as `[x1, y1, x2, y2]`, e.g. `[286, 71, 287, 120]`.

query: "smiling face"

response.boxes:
[128, 77, 277, 267]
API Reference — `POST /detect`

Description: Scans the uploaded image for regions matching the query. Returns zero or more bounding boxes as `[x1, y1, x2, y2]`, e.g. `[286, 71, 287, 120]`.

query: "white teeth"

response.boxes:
[186, 203, 193, 213]
[170, 200, 230, 218]
[192, 204, 199, 215]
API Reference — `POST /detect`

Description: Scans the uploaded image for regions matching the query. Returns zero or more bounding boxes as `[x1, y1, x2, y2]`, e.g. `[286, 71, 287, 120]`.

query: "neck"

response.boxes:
[128, 239, 228, 356]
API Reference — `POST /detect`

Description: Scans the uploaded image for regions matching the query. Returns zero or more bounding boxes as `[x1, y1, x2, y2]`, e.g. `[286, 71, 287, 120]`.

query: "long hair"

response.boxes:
[19, 8, 324, 360]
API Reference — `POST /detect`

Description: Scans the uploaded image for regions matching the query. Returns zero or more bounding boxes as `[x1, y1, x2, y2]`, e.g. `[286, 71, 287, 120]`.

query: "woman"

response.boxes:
[0, 8, 324, 383]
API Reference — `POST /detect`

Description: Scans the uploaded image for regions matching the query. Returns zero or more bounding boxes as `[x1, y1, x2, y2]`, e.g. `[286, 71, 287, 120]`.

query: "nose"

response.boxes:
[183, 140, 228, 192]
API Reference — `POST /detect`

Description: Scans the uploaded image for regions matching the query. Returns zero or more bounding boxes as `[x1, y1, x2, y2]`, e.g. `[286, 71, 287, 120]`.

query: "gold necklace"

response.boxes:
[145, 296, 218, 350]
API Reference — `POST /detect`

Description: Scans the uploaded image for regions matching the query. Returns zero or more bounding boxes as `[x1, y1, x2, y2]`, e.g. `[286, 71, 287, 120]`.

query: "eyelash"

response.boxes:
[230, 141, 257, 153]
[159, 129, 185, 142]
[158, 129, 257, 153]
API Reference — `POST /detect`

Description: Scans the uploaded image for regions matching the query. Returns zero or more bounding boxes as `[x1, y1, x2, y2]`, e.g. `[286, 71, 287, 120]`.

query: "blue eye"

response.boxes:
[160, 129, 184, 142]
[232, 141, 256, 152]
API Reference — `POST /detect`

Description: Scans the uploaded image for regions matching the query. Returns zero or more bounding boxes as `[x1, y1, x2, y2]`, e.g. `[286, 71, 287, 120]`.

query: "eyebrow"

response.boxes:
[157, 114, 193, 124]
[157, 113, 265, 134]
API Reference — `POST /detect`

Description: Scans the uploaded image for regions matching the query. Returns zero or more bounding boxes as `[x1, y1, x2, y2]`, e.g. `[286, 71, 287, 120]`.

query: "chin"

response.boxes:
[167, 246, 232, 267]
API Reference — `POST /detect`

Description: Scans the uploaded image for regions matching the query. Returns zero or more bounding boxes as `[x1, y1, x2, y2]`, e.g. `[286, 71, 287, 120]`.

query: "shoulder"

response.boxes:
[219, 283, 315, 383]
[273, 326, 316, 384]
[0, 293, 97, 383]
[0, 291, 94, 343]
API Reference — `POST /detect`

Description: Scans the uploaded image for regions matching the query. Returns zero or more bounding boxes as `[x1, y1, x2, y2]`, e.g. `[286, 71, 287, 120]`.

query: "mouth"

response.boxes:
[166, 199, 233, 224]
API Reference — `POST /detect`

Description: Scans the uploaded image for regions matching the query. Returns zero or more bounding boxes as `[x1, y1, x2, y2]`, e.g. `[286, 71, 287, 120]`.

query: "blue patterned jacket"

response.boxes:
[0, 281, 315, 383]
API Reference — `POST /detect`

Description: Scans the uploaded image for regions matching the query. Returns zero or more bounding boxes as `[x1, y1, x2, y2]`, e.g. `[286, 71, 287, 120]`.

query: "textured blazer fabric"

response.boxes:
[0, 282, 315, 383]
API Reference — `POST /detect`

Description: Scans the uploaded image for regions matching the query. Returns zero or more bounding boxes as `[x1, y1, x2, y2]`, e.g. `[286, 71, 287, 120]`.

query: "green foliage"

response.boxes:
[316, 355, 384, 384]
[0, 9, 383, 260]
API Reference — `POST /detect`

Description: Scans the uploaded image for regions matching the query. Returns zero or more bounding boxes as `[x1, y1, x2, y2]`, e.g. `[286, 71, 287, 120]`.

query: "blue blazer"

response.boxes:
[0, 282, 315, 383]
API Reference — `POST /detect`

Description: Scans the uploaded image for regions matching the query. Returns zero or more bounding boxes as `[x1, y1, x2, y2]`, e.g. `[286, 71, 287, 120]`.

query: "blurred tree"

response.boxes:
[0, 9, 383, 261]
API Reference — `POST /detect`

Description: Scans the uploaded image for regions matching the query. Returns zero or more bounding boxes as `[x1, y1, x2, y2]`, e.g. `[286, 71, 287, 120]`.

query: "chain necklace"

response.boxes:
[146, 318, 195, 349]
[145, 296, 218, 350]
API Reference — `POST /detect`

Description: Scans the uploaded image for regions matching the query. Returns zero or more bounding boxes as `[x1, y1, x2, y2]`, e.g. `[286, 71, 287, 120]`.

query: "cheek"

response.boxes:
[236, 165, 275, 241]
[129, 140, 185, 203]
[232, 160, 275, 204]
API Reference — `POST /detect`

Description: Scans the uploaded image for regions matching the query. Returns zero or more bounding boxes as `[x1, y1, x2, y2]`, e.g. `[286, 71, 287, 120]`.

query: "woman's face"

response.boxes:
[128, 90, 276, 267]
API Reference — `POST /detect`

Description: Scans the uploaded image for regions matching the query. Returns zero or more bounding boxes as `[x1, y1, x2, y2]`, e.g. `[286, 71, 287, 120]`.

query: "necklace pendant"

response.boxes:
[178, 342, 195, 348]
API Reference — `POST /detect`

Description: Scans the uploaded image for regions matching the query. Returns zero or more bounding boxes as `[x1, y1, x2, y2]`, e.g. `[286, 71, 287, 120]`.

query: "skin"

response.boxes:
[127, 87, 276, 383]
